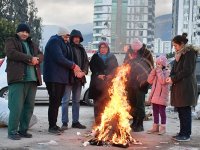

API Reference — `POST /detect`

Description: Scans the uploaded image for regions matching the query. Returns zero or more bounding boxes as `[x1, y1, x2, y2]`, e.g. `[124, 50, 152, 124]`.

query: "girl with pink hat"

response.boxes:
[147, 55, 170, 135]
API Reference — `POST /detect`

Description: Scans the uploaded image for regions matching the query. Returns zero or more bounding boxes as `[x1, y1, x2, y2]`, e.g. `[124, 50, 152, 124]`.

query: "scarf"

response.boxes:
[175, 47, 185, 62]
[97, 52, 111, 63]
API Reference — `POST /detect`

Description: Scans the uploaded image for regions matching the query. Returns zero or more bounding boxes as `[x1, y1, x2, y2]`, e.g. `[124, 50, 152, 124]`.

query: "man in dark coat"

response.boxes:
[126, 38, 154, 132]
[5, 23, 43, 140]
[43, 27, 80, 134]
[61, 29, 89, 129]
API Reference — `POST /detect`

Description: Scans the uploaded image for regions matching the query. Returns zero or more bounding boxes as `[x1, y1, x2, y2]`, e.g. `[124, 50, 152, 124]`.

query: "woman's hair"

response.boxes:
[172, 33, 188, 45]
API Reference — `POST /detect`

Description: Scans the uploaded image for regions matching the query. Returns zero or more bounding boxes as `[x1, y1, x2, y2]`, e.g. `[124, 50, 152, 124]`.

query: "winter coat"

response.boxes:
[43, 35, 75, 84]
[138, 45, 154, 69]
[70, 30, 89, 85]
[5, 34, 43, 85]
[126, 45, 154, 93]
[127, 57, 152, 93]
[89, 53, 118, 99]
[148, 68, 170, 106]
[170, 45, 198, 107]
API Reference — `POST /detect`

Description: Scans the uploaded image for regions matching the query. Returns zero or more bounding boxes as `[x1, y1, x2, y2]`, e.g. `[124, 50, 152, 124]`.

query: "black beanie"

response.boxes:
[16, 23, 30, 33]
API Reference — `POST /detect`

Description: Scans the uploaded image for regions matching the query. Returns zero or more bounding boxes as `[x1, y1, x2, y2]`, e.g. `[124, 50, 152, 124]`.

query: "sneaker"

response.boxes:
[173, 135, 190, 142]
[72, 122, 86, 129]
[8, 133, 21, 140]
[172, 133, 180, 139]
[18, 131, 32, 138]
[48, 126, 62, 135]
[61, 124, 68, 131]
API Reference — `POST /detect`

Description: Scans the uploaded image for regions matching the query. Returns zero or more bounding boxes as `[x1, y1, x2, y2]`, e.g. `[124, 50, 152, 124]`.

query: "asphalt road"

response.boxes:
[0, 104, 200, 150]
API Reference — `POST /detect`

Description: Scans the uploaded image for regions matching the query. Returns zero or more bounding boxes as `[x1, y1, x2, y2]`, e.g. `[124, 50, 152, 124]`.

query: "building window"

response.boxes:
[95, 0, 102, 4]
[139, 31, 143, 36]
[94, 6, 102, 11]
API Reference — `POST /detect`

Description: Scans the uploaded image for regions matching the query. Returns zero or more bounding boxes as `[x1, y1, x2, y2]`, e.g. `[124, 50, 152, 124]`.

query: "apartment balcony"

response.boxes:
[93, 25, 105, 29]
[93, 18, 110, 22]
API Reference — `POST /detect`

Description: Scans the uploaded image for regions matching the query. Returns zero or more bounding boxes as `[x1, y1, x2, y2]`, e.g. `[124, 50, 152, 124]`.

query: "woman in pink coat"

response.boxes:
[147, 55, 170, 135]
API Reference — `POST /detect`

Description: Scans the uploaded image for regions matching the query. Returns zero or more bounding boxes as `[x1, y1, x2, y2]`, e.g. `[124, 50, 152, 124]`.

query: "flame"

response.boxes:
[93, 64, 134, 146]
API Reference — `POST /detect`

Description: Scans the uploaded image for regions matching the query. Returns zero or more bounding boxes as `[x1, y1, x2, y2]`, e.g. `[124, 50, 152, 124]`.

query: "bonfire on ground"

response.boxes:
[89, 64, 141, 147]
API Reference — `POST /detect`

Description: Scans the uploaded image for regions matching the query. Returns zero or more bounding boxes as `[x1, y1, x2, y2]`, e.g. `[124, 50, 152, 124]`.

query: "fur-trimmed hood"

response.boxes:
[182, 44, 200, 55]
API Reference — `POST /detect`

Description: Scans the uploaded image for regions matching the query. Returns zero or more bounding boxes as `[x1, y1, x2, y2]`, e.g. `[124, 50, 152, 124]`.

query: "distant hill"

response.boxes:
[41, 23, 93, 49]
[155, 14, 172, 41]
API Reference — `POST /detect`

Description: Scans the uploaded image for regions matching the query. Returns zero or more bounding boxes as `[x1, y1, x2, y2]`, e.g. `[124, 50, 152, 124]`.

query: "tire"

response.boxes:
[84, 89, 93, 106]
[0, 87, 8, 100]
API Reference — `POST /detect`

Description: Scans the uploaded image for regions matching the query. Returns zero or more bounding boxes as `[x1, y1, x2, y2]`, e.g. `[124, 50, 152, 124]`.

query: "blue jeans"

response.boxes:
[61, 82, 82, 124]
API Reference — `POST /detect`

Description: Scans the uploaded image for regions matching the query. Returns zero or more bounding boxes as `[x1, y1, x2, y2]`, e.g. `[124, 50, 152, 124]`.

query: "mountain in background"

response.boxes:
[41, 14, 172, 49]
[155, 14, 172, 41]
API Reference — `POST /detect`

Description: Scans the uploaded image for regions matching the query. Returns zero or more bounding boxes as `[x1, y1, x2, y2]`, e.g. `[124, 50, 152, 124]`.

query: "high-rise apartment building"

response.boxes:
[93, 0, 155, 52]
[172, 0, 200, 46]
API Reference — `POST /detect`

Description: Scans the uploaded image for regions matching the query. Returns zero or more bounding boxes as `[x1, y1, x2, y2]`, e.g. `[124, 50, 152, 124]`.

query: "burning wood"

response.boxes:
[89, 64, 141, 148]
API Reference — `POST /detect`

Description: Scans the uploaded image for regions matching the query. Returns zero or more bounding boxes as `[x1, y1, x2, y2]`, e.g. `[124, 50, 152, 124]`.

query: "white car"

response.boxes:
[0, 58, 93, 106]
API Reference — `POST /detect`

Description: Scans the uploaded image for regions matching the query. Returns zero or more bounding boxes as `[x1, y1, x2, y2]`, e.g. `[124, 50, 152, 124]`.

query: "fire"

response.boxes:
[91, 64, 136, 147]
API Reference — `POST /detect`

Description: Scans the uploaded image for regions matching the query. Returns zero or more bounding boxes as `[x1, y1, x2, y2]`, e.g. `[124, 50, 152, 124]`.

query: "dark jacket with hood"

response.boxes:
[43, 35, 75, 84]
[89, 45, 118, 99]
[170, 45, 198, 107]
[70, 29, 89, 85]
[5, 34, 43, 85]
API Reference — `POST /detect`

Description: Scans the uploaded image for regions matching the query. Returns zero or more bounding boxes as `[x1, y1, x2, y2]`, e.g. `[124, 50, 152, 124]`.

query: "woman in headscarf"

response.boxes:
[89, 41, 118, 125]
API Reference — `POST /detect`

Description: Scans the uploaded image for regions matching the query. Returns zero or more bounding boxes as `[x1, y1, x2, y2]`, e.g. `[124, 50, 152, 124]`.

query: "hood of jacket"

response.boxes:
[70, 29, 83, 43]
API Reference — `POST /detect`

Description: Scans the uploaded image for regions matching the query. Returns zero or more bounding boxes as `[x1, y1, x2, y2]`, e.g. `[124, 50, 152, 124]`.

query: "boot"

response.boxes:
[133, 118, 144, 132]
[158, 124, 166, 135]
[147, 123, 159, 134]
[130, 118, 137, 130]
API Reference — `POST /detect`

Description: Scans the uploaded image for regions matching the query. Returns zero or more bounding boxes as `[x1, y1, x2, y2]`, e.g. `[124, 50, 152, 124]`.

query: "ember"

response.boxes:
[89, 64, 141, 148]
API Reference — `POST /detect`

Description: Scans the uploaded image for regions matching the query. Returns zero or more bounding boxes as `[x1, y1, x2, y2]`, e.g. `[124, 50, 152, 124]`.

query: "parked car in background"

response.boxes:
[0, 58, 93, 106]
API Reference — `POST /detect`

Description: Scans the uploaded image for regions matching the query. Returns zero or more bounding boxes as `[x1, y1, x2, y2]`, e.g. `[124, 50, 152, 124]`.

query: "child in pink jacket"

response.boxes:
[147, 55, 170, 135]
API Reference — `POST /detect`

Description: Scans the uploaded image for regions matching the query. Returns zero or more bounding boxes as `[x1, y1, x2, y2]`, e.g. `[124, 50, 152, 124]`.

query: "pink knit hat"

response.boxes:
[131, 38, 143, 51]
[156, 55, 168, 67]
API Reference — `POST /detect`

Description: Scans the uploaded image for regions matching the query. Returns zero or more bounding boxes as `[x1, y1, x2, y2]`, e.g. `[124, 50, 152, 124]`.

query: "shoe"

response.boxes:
[61, 124, 68, 131]
[8, 133, 21, 140]
[133, 125, 144, 132]
[72, 122, 86, 129]
[173, 135, 190, 142]
[18, 131, 32, 138]
[158, 124, 166, 135]
[48, 126, 62, 135]
[130, 119, 137, 130]
[172, 133, 181, 139]
[133, 118, 144, 132]
[147, 123, 159, 134]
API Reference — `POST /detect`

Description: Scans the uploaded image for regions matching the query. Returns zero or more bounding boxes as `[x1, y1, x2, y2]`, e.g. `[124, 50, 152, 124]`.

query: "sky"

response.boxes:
[34, 0, 172, 27]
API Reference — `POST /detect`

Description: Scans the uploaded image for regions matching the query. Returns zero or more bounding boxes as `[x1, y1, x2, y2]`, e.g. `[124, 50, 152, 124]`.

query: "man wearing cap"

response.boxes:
[5, 23, 43, 140]
[43, 27, 81, 134]
[127, 38, 154, 132]
[61, 29, 89, 130]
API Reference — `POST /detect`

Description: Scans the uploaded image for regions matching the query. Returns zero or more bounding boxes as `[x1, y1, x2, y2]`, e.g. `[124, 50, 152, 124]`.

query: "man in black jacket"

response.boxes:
[61, 29, 89, 129]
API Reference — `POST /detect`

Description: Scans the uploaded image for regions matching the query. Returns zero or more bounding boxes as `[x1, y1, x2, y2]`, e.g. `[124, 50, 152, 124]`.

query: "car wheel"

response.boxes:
[0, 87, 8, 100]
[84, 89, 93, 106]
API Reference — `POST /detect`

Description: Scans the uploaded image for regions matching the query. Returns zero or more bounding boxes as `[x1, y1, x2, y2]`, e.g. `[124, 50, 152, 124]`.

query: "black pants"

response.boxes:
[177, 106, 192, 137]
[128, 88, 146, 119]
[93, 92, 109, 126]
[46, 82, 66, 128]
